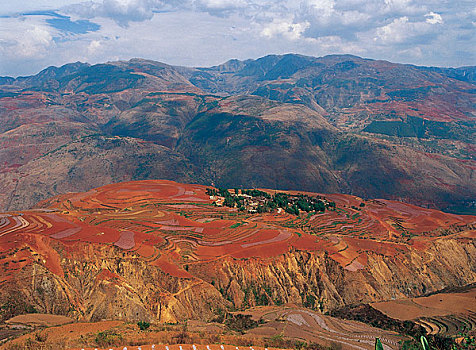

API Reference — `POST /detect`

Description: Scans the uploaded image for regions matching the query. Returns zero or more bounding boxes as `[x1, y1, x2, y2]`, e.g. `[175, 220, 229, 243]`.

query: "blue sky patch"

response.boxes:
[18, 10, 101, 34]
[46, 17, 100, 34]
[22, 10, 69, 19]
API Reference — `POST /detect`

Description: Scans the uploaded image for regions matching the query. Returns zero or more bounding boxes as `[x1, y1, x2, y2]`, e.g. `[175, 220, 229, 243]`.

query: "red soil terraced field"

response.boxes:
[68, 345, 284, 350]
[6, 313, 73, 328]
[371, 287, 476, 336]
[3, 307, 402, 350]
[241, 306, 402, 350]
[0, 179, 475, 282]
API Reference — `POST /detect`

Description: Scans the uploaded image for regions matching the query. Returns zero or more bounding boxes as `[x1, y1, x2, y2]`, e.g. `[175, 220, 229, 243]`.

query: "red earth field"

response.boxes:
[2, 307, 402, 350]
[0, 180, 475, 349]
[0, 179, 475, 283]
[68, 346, 283, 350]
[371, 287, 476, 336]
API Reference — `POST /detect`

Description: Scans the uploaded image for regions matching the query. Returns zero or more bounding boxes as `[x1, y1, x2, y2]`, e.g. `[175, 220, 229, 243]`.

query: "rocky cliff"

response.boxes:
[3, 235, 475, 323]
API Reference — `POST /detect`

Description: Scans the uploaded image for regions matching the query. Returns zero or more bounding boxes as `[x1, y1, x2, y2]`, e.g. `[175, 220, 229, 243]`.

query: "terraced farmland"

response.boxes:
[371, 287, 476, 336]
[1, 180, 474, 282]
[416, 313, 476, 336]
[0, 180, 475, 349]
[243, 307, 402, 349]
[4, 307, 403, 350]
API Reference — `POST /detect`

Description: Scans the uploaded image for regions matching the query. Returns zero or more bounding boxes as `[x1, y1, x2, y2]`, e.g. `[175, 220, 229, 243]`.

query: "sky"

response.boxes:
[0, 0, 475, 76]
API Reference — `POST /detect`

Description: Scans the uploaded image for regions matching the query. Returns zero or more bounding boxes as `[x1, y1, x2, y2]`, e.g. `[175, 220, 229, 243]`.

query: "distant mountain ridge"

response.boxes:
[0, 54, 474, 213]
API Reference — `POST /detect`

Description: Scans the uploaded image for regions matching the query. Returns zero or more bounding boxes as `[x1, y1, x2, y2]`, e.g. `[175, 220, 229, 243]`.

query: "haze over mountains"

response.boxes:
[0, 53, 475, 213]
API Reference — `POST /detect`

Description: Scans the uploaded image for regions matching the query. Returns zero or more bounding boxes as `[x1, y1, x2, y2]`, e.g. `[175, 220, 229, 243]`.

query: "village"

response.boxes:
[206, 188, 336, 215]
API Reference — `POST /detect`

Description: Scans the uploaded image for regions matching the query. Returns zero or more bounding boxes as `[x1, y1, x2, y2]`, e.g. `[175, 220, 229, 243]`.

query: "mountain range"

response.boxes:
[0, 53, 474, 213]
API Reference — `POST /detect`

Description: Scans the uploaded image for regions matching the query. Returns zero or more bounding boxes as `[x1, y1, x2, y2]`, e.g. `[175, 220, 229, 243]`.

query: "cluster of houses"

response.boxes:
[209, 190, 263, 212]
[209, 188, 333, 215]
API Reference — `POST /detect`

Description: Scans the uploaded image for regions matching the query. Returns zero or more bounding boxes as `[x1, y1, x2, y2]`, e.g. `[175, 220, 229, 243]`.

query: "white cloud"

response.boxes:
[400, 46, 423, 58]
[0, 0, 80, 15]
[374, 16, 437, 44]
[0, 0, 475, 76]
[87, 39, 101, 54]
[383, 0, 423, 14]
[65, 0, 166, 26]
[376, 16, 410, 43]
[0, 17, 54, 60]
[425, 11, 443, 24]
[384, 0, 410, 9]
[21, 26, 54, 57]
[304, 0, 335, 18]
[305, 35, 366, 54]
[261, 18, 310, 40]
[196, 0, 248, 10]
[339, 10, 371, 25]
